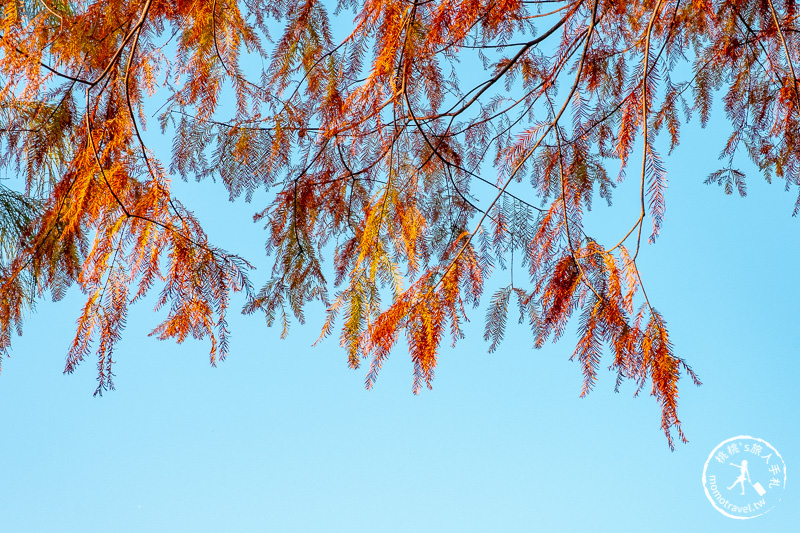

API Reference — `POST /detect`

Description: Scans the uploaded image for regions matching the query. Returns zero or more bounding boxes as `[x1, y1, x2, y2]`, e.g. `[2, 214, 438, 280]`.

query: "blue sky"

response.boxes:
[1, 114, 798, 532]
[1, 10, 799, 533]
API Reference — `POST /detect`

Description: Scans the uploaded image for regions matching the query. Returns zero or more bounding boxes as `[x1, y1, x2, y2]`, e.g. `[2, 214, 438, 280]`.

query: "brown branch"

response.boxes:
[433, 0, 601, 294]
[633, 0, 666, 261]
[548, 92, 603, 302]
[767, 0, 800, 107]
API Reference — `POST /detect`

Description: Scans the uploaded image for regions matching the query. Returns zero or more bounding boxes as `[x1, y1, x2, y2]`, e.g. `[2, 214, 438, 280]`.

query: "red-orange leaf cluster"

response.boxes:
[3, 0, 798, 447]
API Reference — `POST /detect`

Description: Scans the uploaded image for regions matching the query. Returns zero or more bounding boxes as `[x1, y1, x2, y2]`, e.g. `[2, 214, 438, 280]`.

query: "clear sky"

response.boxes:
[1, 10, 799, 533]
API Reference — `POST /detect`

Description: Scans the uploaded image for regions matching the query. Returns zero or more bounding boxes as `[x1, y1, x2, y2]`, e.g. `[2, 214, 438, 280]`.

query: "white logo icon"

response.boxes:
[702, 435, 787, 519]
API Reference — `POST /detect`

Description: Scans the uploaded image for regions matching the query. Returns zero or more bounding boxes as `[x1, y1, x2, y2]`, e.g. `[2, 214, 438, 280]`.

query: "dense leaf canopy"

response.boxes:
[2, 0, 797, 446]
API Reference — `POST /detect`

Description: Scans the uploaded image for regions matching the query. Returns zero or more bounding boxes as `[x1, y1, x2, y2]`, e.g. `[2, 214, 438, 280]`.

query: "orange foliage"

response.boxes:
[3, 0, 798, 447]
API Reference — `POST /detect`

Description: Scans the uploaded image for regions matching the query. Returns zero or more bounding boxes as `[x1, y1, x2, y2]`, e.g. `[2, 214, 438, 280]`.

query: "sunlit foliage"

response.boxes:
[3, 0, 797, 447]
